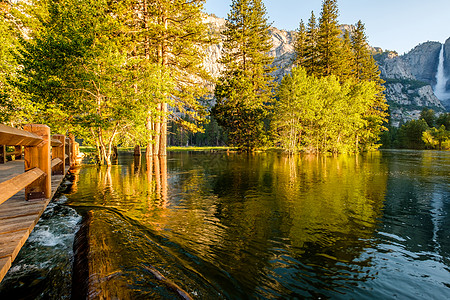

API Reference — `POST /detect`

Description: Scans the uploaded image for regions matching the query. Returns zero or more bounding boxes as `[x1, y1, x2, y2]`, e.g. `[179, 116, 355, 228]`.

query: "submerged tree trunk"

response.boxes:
[159, 102, 167, 156]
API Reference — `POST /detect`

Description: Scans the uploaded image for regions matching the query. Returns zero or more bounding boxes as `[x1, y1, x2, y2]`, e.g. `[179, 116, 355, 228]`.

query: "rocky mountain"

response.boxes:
[202, 15, 449, 126]
[374, 39, 450, 126]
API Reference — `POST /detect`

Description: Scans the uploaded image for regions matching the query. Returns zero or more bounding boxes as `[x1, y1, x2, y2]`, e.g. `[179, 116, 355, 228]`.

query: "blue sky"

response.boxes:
[203, 0, 450, 55]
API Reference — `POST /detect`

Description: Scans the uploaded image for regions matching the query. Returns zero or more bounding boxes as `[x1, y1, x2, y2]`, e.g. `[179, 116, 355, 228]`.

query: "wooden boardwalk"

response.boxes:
[0, 159, 69, 282]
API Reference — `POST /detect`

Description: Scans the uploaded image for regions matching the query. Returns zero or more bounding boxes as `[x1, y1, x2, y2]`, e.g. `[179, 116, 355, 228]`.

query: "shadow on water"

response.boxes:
[0, 150, 449, 299]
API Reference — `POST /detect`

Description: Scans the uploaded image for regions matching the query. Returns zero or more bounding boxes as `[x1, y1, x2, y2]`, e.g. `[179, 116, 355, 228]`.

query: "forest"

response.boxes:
[0, 0, 446, 164]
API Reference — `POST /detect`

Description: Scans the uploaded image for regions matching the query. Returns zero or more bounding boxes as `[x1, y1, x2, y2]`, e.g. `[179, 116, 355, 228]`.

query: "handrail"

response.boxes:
[0, 168, 45, 206]
[0, 124, 79, 202]
[0, 124, 43, 146]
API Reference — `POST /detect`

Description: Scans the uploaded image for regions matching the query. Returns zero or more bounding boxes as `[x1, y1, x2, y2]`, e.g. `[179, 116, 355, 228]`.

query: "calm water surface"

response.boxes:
[0, 150, 449, 299]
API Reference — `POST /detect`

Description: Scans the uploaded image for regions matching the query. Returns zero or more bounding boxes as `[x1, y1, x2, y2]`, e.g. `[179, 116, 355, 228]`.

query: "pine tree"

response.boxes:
[213, 0, 275, 151]
[293, 20, 307, 66]
[316, 0, 345, 77]
[135, 0, 212, 156]
[303, 11, 319, 75]
[351, 20, 388, 149]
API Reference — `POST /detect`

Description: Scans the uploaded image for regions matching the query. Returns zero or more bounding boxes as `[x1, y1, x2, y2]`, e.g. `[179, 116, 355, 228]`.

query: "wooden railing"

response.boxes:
[0, 124, 79, 205]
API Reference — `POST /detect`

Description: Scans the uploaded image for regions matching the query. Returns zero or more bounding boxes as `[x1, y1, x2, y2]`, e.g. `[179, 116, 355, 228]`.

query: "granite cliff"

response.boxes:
[374, 39, 450, 126]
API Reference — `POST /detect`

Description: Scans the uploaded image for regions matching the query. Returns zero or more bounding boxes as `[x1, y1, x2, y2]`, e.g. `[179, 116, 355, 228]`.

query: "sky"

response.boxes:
[203, 0, 450, 55]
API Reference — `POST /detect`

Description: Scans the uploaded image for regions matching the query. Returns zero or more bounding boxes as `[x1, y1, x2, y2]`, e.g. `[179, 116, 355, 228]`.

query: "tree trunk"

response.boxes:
[159, 102, 167, 156]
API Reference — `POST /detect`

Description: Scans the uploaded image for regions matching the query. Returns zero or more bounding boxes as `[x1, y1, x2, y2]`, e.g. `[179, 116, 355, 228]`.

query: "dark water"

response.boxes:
[0, 150, 449, 299]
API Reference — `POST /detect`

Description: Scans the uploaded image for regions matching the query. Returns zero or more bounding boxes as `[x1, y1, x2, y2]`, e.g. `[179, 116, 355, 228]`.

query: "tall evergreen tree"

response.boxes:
[143, 0, 212, 156]
[351, 20, 388, 149]
[303, 11, 319, 75]
[213, 0, 274, 151]
[293, 20, 307, 66]
[316, 0, 345, 77]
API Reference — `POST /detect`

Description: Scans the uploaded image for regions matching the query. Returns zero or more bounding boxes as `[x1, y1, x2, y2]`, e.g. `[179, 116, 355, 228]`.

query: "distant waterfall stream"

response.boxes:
[434, 44, 450, 101]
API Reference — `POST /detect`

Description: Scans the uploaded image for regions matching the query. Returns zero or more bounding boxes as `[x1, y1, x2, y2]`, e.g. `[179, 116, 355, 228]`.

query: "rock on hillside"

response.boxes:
[375, 40, 448, 126]
[202, 14, 295, 82]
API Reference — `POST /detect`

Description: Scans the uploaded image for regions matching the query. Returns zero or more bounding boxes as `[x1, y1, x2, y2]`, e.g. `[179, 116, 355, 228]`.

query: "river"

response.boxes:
[0, 150, 449, 299]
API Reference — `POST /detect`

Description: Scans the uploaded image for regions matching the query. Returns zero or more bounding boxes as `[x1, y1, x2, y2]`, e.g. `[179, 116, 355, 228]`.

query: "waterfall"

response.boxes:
[434, 44, 450, 101]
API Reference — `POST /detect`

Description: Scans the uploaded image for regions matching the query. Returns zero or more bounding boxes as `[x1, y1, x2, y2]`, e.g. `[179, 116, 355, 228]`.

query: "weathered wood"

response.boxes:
[0, 124, 43, 146]
[14, 146, 22, 160]
[52, 134, 65, 175]
[0, 257, 11, 283]
[0, 214, 38, 235]
[23, 125, 51, 200]
[0, 202, 45, 220]
[0, 168, 45, 206]
[0, 230, 30, 259]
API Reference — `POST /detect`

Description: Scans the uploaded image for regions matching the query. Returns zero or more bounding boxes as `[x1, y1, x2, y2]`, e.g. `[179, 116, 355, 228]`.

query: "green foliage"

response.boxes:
[0, 1, 34, 125]
[422, 125, 450, 150]
[273, 67, 379, 153]
[213, 0, 274, 151]
[397, 119, 429, 149]
[436, 112, 450, 129]
[283, 1, 388, 153]
[420, 108, 436, 127]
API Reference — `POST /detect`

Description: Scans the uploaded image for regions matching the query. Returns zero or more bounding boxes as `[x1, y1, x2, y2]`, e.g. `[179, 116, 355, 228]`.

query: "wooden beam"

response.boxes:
[51, 139, 63, 147]
[23, 125, 51, 200]
[0, 124, 43, 146]
[51, 158, 63, 169]
[0, 168, 45, 206]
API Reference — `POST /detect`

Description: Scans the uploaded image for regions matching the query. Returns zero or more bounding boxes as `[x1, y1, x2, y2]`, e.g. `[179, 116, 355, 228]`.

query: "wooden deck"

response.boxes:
[0, 160, 69, 282]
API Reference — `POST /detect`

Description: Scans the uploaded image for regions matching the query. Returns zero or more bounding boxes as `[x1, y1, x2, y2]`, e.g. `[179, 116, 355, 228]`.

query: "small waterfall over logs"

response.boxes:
[434, 44, 450, 104]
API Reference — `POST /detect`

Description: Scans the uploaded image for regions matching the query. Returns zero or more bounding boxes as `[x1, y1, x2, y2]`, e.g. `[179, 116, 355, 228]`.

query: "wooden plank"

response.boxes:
[0, 230, 30, 259]
[0, 203, 46, 220]
[0, 214, 38, 235]
[0, 257, 11, 283]
[0, 124, 43, 146]
[0, 168, 45, 206]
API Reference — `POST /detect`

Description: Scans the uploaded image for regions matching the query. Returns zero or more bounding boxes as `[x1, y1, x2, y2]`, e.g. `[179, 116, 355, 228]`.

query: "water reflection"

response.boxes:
[5, 150, 446, 299]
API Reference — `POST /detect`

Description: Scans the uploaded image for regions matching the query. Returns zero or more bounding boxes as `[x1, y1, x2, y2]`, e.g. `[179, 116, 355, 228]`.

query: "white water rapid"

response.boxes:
[434, 44, 450, 101]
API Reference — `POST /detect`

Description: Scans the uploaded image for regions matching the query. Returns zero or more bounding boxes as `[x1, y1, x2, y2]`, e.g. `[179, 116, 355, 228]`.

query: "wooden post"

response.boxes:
[65, 137, 71, 166]
[0, 145, 5, 164]
[52, 134, 65, 175]
[23, 124, 51, 200]
[69, 134, 76, 167]
[14, 146, 22, 160]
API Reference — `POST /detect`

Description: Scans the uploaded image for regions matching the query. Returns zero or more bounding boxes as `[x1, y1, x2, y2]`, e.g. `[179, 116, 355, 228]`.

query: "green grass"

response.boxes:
[79, 146, 233, 153]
